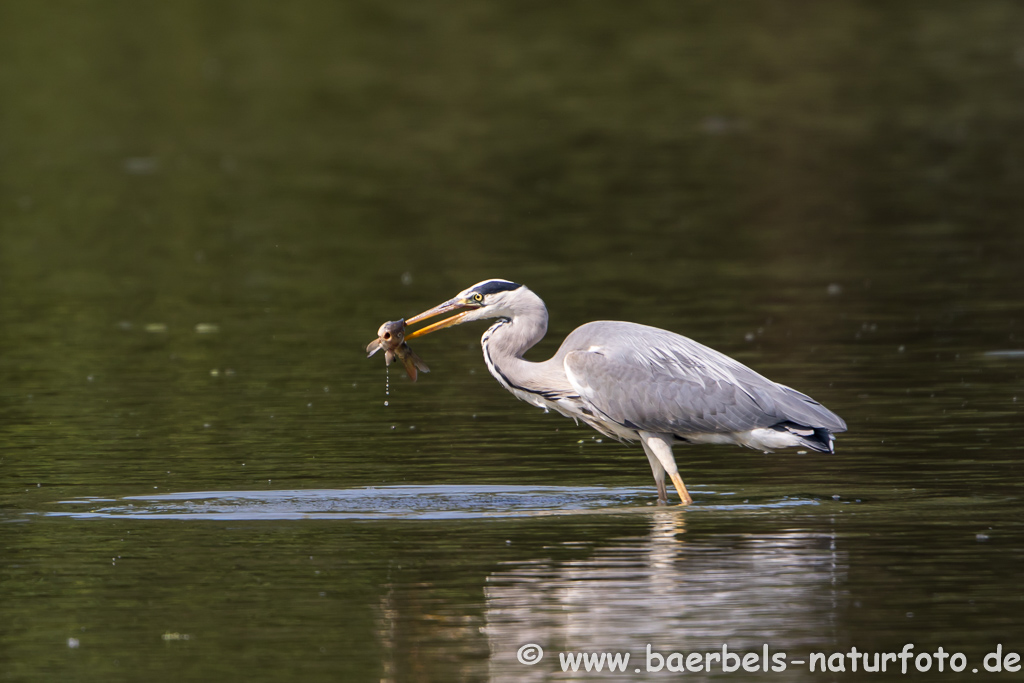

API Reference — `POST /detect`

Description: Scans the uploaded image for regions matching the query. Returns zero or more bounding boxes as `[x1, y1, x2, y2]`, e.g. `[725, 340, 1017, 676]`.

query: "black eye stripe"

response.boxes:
[472, 280, 522, 297]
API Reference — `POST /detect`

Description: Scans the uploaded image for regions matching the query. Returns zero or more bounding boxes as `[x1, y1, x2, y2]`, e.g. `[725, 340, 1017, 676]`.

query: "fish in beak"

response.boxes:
[365, 319, 429, 381]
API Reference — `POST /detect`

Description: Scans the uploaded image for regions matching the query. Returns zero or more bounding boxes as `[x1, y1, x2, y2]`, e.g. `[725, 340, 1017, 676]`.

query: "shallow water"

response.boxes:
[3, 1, 1024, 681]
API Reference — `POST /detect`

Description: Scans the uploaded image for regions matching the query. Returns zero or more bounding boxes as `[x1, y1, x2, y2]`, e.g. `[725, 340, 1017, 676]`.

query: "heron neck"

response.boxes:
[481, 297, 572, 396]
[484, 317, 544, 359]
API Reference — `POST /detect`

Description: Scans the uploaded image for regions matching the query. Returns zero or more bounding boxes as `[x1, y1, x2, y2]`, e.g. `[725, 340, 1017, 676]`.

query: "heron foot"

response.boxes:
[669, 472, 693, 505]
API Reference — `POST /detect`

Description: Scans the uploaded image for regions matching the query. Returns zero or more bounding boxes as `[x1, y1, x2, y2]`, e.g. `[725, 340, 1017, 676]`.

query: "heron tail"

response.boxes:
[771, 421, 837, 453]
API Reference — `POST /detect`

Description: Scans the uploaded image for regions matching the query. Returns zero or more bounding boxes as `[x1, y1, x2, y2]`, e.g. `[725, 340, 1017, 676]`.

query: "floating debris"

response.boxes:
[123, 157, 160, 175]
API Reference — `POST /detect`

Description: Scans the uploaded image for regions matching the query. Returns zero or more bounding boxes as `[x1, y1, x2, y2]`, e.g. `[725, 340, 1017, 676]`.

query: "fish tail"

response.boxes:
[395, 344, 428, 381]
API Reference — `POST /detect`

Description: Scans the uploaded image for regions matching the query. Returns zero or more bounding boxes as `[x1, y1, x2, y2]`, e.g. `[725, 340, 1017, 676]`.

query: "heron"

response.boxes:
[404, 279, 847, 505]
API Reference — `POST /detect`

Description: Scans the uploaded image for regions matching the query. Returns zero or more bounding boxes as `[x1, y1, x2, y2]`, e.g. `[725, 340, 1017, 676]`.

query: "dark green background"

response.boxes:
[2, 1, 1022, 681]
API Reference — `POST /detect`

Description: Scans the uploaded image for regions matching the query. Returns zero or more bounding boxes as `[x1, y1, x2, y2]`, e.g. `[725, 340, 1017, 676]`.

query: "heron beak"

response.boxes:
[405, 298, 478, 339]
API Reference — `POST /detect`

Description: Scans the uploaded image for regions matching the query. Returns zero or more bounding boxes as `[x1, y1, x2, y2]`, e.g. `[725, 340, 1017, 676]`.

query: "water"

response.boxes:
[45, 485, 664, 520]
[3, 1, 1024, 681]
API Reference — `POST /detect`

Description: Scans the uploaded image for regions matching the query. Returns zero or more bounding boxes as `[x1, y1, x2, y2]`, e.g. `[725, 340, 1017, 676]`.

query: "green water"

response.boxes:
[3, 1, 1024, 681]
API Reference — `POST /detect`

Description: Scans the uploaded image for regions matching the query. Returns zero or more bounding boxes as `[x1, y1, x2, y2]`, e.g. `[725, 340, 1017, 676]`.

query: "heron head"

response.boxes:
[405, 279, 524, 339]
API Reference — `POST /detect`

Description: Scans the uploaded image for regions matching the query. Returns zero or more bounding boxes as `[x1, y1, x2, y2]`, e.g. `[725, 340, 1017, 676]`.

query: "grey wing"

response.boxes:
[561, 322, 846, 436]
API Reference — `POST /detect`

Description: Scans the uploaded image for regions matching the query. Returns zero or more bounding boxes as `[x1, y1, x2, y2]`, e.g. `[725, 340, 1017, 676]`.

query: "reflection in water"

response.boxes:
[482, 513, 844, 681]
[369, 512, 845, 681]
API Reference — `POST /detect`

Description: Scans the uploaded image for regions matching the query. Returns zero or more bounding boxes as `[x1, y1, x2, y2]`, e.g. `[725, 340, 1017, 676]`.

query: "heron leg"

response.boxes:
[640, 432, 693, 505]
[642, 447, 668, 504]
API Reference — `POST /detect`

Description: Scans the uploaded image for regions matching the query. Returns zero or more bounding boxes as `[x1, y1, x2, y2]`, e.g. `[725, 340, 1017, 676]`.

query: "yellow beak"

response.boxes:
[405, 299, 479, 339]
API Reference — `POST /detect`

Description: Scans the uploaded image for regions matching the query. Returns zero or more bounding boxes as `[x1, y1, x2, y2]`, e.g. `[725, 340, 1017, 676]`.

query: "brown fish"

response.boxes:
[366, 319, 430, 381]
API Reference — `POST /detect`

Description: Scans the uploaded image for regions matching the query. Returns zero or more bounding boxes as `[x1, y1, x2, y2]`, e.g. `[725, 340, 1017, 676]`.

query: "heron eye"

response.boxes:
[473, 293, 483, 303]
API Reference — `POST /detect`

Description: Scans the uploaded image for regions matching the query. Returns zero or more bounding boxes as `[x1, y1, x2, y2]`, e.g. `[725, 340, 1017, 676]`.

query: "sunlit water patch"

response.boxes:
[39, 486, 819, 521]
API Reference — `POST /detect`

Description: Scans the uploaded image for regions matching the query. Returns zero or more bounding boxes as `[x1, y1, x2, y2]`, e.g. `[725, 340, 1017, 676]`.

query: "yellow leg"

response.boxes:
[669, 472, 693, 505]
[640, 431, 692, 506]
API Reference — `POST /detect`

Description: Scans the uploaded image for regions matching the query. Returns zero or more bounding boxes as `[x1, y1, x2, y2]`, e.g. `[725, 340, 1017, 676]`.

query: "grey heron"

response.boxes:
[405, 279, 847, 505]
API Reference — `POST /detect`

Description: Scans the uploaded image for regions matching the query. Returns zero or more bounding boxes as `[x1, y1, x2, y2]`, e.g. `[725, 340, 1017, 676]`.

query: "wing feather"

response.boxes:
[560, 321, 846, 436]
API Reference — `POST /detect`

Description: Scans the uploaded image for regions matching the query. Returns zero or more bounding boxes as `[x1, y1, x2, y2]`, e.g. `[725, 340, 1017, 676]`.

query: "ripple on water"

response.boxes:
[41, 486, 819, 521]
[982, 349, 1024, 359]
